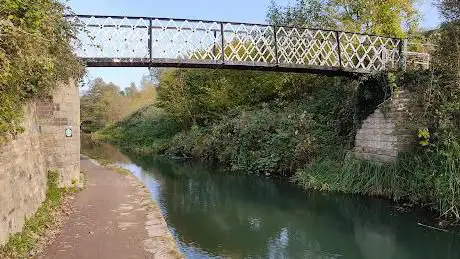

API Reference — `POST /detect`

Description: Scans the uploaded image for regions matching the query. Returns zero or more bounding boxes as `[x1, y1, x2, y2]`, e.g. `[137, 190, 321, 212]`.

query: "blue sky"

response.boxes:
[67, 0, 441, 89]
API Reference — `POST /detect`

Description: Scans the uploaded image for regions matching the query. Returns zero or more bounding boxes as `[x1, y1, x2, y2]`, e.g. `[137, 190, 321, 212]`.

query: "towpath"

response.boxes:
[39, 156, 181, 259]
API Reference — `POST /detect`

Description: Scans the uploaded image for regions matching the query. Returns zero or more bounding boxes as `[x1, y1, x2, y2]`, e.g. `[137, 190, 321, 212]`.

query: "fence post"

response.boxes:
[213, 30, 217, 57]
[381, 46, 387, 70]
[335, 31, 342, 68]
[148, 18, 153, 63]
[220, 23, 225, 63]
[398, 38, 408, 71]
[273, 25, 279, 65]
[403, 38, 408, 71]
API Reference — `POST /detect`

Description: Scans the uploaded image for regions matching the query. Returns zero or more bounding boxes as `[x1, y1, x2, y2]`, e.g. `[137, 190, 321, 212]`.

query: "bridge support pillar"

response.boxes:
[36, 78, 81, 187]
[353, 91, 418, 163]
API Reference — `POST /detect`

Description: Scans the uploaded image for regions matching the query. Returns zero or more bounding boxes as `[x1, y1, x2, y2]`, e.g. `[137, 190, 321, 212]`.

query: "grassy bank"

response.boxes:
[295, 145, 460, 219]
[0, 171, 81, 258]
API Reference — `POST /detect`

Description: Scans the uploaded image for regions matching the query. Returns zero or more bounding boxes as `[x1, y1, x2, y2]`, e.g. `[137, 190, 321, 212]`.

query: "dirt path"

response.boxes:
[38, 156, 182, 259]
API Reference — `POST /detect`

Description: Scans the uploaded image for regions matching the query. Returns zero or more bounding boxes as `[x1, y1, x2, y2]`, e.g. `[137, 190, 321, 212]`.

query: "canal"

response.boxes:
[82, 140, 460, 259]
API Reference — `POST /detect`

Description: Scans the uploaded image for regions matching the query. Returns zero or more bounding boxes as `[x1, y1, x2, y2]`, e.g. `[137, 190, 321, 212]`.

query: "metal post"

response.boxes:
[335, 31, 342, 68]
[213, 30, 217, 57]
[319, 36, 323, 65]
[148, 18, 153, 62]
[273, 25, 279, 65]
[381, 46, 387, 70]
[402, 38, 408, 71]
[398, 39, 403, 70]
[220, 23, 225, 63]
[398, 38, 408, 71]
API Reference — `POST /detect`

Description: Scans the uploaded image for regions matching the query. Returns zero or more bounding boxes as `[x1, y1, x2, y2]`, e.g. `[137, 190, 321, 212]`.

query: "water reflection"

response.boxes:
[82, 141, 460, 259]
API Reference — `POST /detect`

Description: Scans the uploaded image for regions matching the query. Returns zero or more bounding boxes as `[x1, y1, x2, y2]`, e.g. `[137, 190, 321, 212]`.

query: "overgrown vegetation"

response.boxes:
[0, 171, 79, 258]
[0, 0, 84, 143]
[80, 77, 157, 133]
[97, 70, 393, 175]
[93, 1, 460, 220]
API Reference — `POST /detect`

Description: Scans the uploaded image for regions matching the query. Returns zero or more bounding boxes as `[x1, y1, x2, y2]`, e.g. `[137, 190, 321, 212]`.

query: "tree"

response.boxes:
[267, 0, 419, 37]
[331, 0, 419, 37]
[80, 77, 157, 132]
[438, 0, 460, 21]
[267, 0, 334, 27]
[435, 0, 460, 83]
[125, 82, 138, 96]
[80, 78, 120, 132]
[433, 0, 460, 133]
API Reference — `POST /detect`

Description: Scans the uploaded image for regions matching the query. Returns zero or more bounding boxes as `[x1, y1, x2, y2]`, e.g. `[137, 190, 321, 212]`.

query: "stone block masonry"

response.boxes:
[36, 79, 81, 187]
[354, 91, 417, 163]
[0, 79, 80, 245]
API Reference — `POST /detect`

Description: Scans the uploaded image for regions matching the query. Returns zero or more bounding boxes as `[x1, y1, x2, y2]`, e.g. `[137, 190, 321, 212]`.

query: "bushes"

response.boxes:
[292, 65, 460, 219]
[0, 0, 83, 142]
[102, 76, 360, 176]
[149, 105, 317, 175]
[209, 105, 316, 175]
[96, 106, 182, 154]
[99, 70, 404, 177]
[156, 68, 283, 128]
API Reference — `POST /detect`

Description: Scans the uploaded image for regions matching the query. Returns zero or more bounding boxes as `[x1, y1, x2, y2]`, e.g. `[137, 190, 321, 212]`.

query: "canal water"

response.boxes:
[82, 140, 460, 259]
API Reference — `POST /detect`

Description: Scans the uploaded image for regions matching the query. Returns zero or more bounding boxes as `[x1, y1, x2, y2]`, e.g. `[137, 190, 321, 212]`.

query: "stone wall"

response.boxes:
[0, 79, 80, 245]
[37, 80, 81, 187]
[354, 91, 415, 163]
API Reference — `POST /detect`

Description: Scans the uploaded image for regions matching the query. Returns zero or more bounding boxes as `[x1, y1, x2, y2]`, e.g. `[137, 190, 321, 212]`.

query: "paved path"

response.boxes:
[39, 156, 181, 259]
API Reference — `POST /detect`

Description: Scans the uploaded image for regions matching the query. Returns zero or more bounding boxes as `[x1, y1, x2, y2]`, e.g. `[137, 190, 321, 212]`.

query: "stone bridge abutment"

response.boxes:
[354, 90, 419, 163]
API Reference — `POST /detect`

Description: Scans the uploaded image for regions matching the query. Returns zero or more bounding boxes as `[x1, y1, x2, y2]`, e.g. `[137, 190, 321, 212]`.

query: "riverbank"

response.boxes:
[39, 156, 182, 259]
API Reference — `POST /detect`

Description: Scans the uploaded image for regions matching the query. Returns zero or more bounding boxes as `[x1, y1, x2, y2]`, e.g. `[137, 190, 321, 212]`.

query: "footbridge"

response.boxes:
[69, 15, 430, 75]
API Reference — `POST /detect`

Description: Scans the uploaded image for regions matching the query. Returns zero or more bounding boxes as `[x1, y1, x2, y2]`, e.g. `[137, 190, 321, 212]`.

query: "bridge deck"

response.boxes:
[83, 58, 369, 75]
[70, 15, 429, 74]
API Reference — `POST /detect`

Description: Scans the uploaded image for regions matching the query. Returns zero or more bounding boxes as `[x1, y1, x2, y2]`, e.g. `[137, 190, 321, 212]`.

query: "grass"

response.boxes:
[107, 165, 131, 176]
[0, 171, 82, 258]
[81, 152, 131, 176]
[294, 149, 460, 221]
[95, 159, 112, 166]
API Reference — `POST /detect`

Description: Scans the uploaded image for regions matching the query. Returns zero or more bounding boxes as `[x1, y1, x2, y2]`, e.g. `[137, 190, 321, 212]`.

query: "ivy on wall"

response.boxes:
[0, 0, 84, 143]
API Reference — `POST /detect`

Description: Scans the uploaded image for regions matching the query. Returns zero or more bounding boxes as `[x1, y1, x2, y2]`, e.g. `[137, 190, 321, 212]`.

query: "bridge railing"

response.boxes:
[68, 15, 413, 73]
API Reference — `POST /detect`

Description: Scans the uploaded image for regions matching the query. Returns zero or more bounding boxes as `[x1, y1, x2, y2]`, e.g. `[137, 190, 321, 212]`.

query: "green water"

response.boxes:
[82, 140, 460, 259]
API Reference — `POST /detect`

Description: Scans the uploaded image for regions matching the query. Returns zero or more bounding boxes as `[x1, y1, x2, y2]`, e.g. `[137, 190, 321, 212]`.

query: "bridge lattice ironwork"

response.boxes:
[69, 15, 426, 74]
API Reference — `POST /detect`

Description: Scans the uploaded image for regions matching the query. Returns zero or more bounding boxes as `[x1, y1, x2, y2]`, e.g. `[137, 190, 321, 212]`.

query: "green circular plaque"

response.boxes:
[65, 127, 73, 137]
